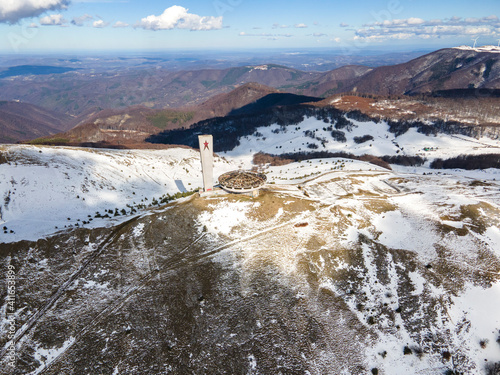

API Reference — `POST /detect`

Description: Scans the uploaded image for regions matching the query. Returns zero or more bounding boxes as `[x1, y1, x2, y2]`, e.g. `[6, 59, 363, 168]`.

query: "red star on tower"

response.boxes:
[204, 141, 209, 150]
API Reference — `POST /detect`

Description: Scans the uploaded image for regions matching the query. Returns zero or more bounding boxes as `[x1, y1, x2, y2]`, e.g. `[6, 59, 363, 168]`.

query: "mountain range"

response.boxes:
[0, 101, 73, 143]
[0, 46, 499, 145]
[338, 46, 500, 96]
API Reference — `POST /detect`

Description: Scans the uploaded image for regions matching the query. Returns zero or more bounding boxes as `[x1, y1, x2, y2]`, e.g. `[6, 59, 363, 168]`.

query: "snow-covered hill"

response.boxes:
[1, 131, 500, 374]
[0, 145, 235, 242]
[2, 115, 500, 243]
[454, 45, 500, 53]
[223, 115, 500, 165]
[196, 167, 500, 374]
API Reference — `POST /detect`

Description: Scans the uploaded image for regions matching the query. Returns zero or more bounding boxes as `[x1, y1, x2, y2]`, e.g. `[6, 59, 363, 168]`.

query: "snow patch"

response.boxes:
[132, 223, 145, 237]
[198, 201, 259, 236]
[31, 337, 75, 375]
[408, 271, 425, 296]
[454, 45, 500, 53]
[449, 282, 500, 367]
[484, 226, 500, 257]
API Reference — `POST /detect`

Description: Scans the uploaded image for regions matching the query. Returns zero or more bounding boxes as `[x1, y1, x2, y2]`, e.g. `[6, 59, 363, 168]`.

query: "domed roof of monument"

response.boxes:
[218, 170, 267, 192]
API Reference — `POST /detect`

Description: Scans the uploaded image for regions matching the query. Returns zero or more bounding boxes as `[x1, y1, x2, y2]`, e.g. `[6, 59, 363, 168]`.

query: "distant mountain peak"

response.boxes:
[197, 82, 278, 115]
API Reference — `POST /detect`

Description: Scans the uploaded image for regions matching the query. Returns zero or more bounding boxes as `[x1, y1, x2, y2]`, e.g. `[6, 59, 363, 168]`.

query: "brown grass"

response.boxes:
[253, 152, 294, 166]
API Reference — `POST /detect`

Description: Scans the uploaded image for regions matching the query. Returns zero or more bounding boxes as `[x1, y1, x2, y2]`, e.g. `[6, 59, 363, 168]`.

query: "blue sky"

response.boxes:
[0, 0, 499, 53]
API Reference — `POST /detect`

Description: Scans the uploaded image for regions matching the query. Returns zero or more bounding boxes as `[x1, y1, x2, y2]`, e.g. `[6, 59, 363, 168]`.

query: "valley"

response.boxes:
[0, 46, 498, 150]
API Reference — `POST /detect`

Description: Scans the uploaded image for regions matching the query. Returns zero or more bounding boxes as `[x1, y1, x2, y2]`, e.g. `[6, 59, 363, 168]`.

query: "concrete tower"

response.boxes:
[198, 135, 214, 193]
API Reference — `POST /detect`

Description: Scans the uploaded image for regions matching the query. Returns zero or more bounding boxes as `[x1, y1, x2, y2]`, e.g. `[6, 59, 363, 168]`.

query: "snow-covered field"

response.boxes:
[0, 145, 235, 242]
[2, 115, 499, 243]
[223, 116, 500, 166]
[1, 116, 500, 374]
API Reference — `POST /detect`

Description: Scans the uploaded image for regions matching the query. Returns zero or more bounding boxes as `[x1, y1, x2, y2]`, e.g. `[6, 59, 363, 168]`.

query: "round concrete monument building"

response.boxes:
[218, 170, 267, 194]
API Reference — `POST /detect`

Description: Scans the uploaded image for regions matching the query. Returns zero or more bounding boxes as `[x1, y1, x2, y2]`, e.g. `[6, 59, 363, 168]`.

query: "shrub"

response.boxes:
[387, 120, 411, 136]
[381, 155, 426, 166]
[274, 151, 391, 170]
[359, 155, 391, 170]
[485, 362, 500, 375]
[331, 130, 346, 142]
[346, 109, 375, 122]
[442, 351, 451, 361]
[353, 135, 374, 144]
[335, 116, 354, 130]
[431, 154, 500, 170]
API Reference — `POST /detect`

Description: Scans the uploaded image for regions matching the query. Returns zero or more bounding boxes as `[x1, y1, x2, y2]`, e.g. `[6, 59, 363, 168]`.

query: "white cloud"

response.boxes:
[465, 17, 480, 24]
[340, 22, 349, 28]
[355, 15, 500, 41]
[239, 32, 293, 38]
[483, 15, 499, 21]
[72, 14, 93, 26]
[135, 5, 222, 31]
[39, 14, 66, 26]
[464, 26, 492, 35]
[0, 0, 69, 23]
[294, 23, 307, 28]
[93, 19, 109, 28]
[427, 19, 442, 26]
[113, 21, 129, 28]
[407, 17, 425, 25]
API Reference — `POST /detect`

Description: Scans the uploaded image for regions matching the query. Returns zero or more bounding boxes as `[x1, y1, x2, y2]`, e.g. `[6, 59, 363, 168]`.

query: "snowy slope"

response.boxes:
[454, 45, 500, 53]
[1, 135, 500, 374]
[0, 145, 235, 242]
[2, 120, 500, 244]
[223, 115, 500, 167]
[196, 167, 500, 374]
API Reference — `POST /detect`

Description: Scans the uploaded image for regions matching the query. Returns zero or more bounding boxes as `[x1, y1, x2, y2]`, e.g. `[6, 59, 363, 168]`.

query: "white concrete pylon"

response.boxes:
[198, 135, 214, 192]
